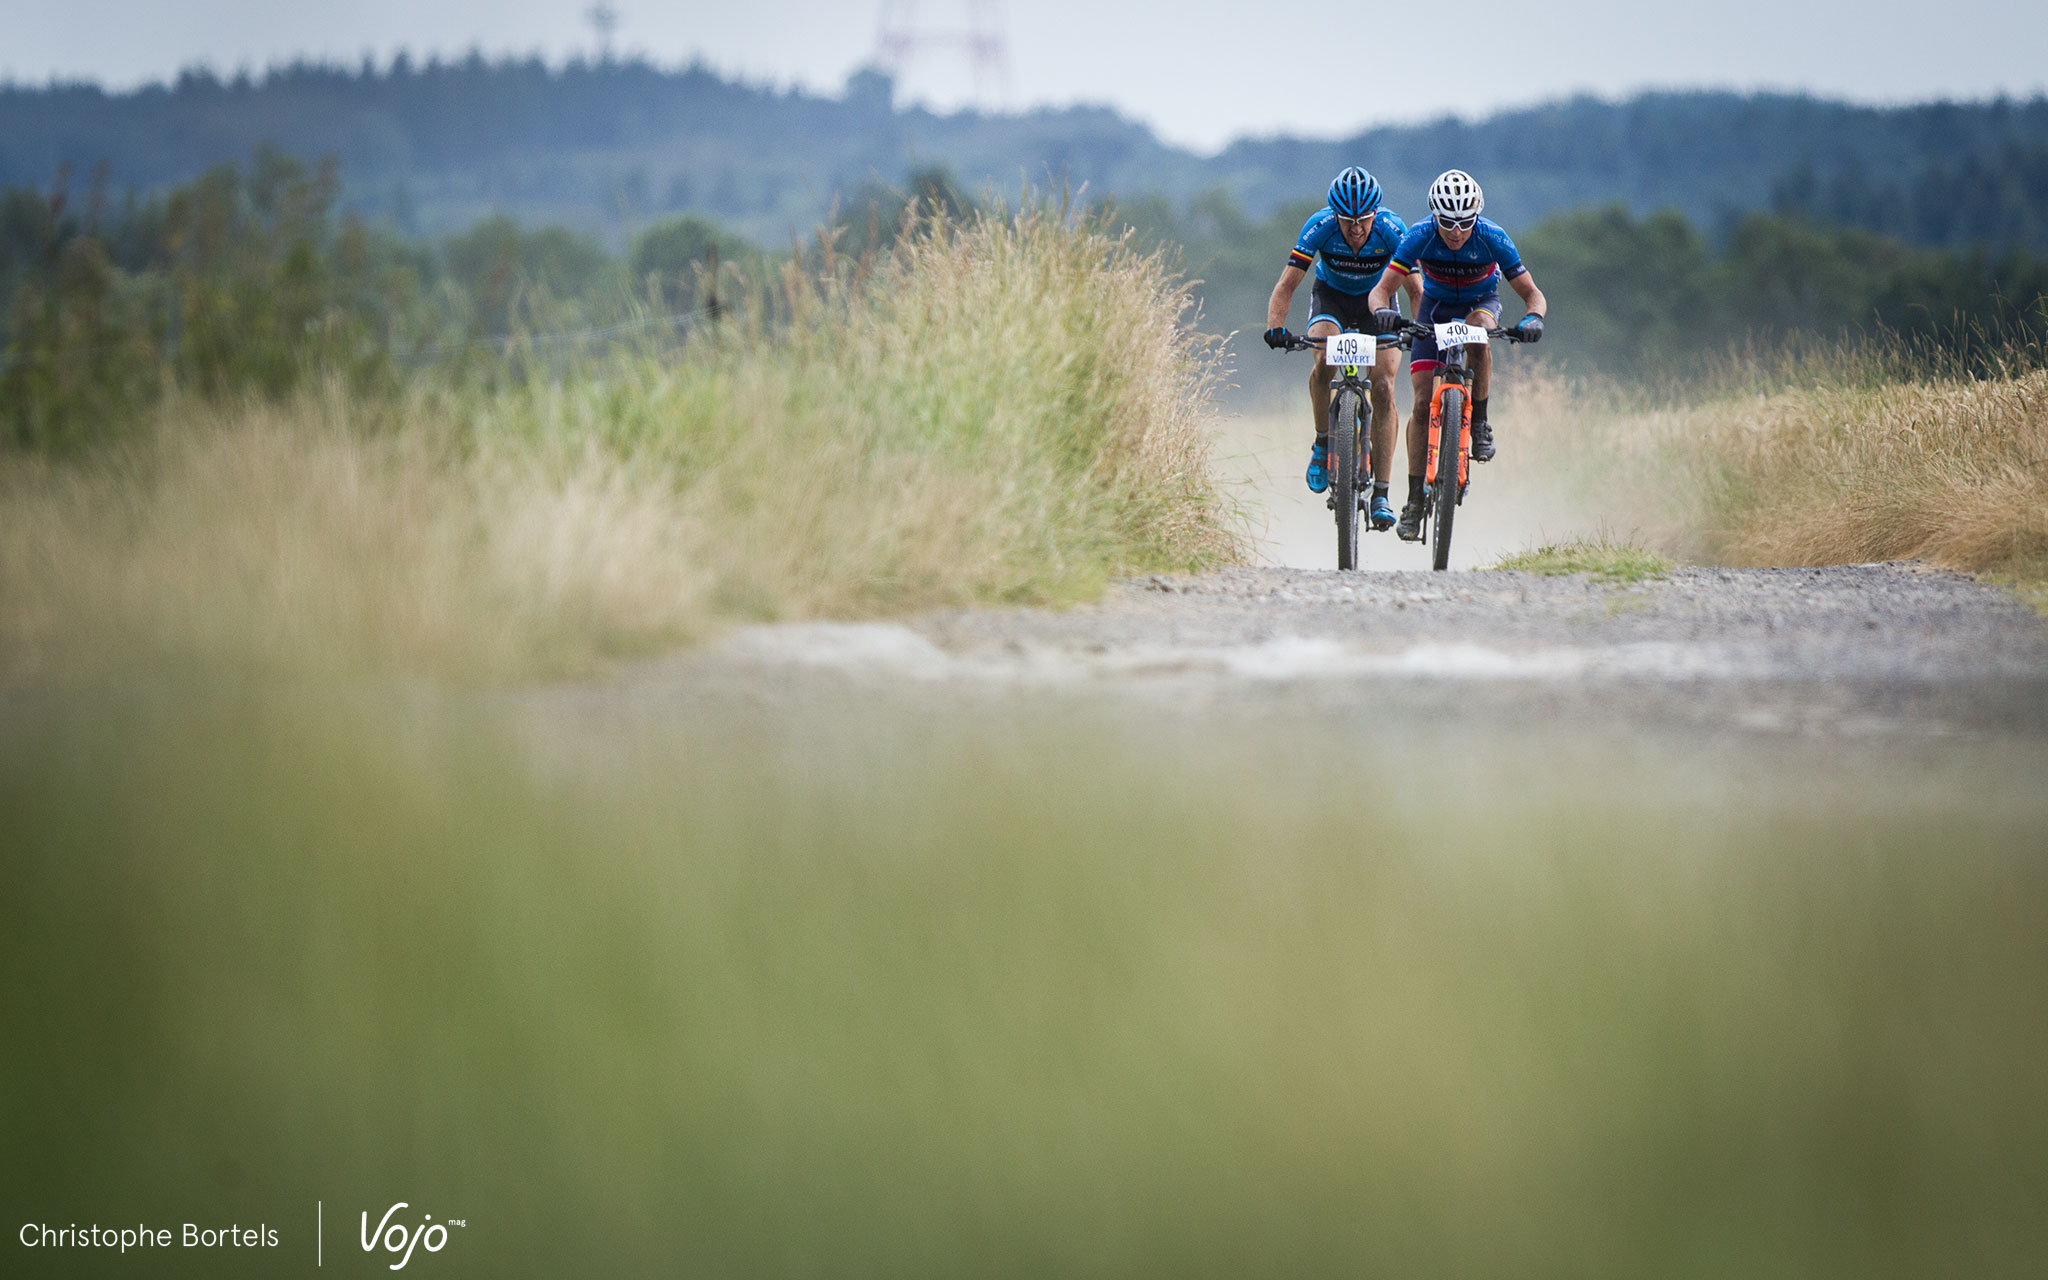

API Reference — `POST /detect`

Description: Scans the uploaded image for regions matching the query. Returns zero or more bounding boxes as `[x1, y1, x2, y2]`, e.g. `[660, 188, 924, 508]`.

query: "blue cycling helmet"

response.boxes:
[1327, 166, 1383, 219]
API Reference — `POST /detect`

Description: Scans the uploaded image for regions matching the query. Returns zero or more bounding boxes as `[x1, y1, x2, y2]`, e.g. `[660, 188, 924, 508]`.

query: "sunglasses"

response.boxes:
[1438, 215, 1478, 232]
[1336, 213, 1375, 230]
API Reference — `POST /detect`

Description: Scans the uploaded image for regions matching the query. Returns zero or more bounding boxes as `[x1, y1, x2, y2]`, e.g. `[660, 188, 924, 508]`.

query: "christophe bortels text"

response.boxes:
[19, 1222, 279, 1253]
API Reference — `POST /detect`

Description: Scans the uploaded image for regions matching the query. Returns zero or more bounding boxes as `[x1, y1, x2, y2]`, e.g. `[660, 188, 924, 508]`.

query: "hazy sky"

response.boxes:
[7, 1, 2047, 152]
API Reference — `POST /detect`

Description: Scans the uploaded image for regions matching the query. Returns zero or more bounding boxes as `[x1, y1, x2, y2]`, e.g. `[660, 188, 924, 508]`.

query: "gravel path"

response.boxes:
[700, 563, 2048, 743]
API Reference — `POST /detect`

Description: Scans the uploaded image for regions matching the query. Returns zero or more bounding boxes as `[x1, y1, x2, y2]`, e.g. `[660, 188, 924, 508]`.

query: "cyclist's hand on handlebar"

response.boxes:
[1513, 314, 1544, 343]
[1264, 326, 1294, 350]
[1372, 308, 1404, 335]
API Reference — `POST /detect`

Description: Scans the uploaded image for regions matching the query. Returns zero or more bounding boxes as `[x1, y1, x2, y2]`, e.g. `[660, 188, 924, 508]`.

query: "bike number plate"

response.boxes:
[1434, 321, 1484, 348]
[1323, 332, 1375, 366]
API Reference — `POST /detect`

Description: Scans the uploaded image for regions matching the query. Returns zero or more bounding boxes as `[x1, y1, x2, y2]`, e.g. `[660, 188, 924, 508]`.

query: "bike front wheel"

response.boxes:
[1331, 385, 1363, 571]
[1431, 388, 1462, 571]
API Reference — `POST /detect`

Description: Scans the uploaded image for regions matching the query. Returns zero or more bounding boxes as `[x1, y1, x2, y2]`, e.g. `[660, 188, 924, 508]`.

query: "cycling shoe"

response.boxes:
[1370, 493, 1397, 531]
[1470, 419, 1496, 463]
[1395, 499, 1426, 541]
[1305, 439, 1330, 494]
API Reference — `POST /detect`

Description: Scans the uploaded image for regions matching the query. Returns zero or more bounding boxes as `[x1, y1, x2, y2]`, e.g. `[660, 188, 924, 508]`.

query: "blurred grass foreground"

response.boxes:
[0, 198, 1239, 680]
[4, 682, 2046, 1278]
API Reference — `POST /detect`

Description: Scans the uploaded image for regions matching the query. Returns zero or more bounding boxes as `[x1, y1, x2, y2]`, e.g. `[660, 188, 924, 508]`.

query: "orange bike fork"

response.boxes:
[1422, 380, 1471, 488]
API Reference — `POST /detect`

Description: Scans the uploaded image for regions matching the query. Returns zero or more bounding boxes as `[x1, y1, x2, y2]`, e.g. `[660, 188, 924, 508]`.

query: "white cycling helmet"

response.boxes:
[1428, 170, 1485, 224]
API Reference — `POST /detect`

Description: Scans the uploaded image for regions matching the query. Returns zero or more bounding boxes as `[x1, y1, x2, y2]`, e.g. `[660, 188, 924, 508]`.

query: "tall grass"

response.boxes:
[1696, 370, 2048, 574]
[1513, 336, 2048, 580]
[0, 203, 1242, 680]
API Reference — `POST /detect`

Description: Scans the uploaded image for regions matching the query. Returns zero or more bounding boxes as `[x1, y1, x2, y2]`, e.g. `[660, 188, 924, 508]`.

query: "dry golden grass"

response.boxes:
[0, 204, 1244, 681]
[1674, 371, 2048, 573]
[1515, 356, 2048, 585]
[0, 388, 714, 680]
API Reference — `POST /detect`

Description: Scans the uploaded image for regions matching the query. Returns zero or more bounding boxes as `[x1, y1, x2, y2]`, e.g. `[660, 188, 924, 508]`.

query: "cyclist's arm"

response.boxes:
[1401, 269, 1422, 314]
[1508, 270, 1546, 318]
[1267, 263, 1309, 331]
[1365, 265, 1403, 314]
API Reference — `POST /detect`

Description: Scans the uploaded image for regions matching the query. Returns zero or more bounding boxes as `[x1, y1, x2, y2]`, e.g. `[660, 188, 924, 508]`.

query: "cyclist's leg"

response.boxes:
[1306, 315, 1340, 431]
[1369, 342, 1399, 484]
[1394, 359, 1435, 538]
[1406, 296, 1446, 500]
[1464, 296, 1505, 405]
[1301, 315, 1341, 491]
[1405, 366, 1433, 479]
[1305, 280, 1347, 443]
[1462, 296, 1506, 462]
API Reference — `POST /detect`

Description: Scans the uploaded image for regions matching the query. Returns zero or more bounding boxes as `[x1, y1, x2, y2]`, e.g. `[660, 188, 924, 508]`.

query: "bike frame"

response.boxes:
[1422, 339, 1478, 497]
[1325, 347, 1374, 488]
[1286, 332, 1380, 570]
[1385, 318, 1530, 570]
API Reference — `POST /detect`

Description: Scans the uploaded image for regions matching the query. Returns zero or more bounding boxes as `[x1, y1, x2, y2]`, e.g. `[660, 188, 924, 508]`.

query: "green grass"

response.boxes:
[1494, 534, 1673, 583]
[1987, 565, 2048, 618]
[5, 680, 2046, 1279]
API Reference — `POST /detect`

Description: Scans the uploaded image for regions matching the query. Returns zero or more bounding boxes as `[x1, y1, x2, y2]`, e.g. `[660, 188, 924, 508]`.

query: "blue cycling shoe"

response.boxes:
[1304, 439, 1330, 494]
[1369, 493, 1397, 531]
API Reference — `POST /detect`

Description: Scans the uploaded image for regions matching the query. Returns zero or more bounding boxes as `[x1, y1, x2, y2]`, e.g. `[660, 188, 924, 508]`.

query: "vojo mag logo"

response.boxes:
[360, 1203, 464, 1271]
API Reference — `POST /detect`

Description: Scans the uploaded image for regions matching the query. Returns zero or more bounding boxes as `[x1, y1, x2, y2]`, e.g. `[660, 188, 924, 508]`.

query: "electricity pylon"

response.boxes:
[874, 1, 1011, 105]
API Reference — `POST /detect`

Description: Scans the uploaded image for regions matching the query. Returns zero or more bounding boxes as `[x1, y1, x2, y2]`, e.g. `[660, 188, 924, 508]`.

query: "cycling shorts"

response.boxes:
[1308, 280, 1398, 349]
[1408, 292, 1503, 372]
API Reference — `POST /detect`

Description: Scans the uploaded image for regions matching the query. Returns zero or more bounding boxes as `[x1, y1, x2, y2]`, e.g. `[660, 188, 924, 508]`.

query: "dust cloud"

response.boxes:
[1209, 388, 1599, 571]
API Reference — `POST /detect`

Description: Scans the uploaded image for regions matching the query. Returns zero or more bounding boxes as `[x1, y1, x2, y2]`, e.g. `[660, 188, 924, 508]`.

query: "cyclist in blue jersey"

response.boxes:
[1364, 169, 1547, 541]
[1263, 166, 1422, 530]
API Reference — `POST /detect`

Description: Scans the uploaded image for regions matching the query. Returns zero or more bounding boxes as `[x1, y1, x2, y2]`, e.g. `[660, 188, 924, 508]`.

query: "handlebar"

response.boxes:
[1377, 318, 1534, 345]
[1280, 321, 1533, 352]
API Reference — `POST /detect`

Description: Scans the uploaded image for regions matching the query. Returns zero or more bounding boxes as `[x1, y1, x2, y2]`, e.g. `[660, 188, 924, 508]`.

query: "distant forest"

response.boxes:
[6, 56, 2048, 251]
[7, 57, 2048, 432]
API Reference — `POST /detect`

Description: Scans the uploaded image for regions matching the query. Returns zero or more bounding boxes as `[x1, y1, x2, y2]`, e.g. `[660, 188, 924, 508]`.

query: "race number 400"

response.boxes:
[1323, 332, 1376, 366]
[1433, 321, 1485, 348]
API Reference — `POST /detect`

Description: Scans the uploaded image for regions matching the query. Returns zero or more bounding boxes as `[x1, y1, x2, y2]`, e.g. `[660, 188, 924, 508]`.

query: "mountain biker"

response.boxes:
[1264, 166, 1422, 531]
[1364, 169, 1546, 542]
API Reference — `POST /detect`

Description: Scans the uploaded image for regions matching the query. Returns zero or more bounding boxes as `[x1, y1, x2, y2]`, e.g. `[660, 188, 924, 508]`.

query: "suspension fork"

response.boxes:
[1422, 374, 1472, 488]
[1327, 371, 1370, 475]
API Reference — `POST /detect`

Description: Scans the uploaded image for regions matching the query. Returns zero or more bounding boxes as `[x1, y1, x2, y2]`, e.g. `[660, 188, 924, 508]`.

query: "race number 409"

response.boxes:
[1323, 332, 1376, 365]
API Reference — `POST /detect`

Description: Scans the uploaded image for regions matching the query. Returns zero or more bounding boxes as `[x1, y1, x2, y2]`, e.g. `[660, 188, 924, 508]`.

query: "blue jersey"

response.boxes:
[1287, 206, 1408, 295]
[1386, 216, 1528, 306]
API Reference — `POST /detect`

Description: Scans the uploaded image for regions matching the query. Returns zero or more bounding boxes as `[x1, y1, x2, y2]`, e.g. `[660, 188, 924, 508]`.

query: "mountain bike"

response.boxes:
[1385, 319, 1533, 571]
[1283, 331, 1388, 571]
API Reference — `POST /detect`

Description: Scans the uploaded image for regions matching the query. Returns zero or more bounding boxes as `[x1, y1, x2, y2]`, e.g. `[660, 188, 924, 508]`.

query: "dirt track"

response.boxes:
[689, 563, 2048, 745]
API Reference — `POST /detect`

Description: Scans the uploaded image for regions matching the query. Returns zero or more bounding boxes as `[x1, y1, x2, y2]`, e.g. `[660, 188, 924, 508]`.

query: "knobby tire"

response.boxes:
[1332, 385, 1362, 571]
[1432, 388, 1462, 572]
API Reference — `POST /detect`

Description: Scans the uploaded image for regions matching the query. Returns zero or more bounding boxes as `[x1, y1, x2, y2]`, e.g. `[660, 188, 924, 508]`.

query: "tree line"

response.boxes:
[0, 151, 761, 452]
[1117, 190, 2048, 390]
[7, 59, 2048, 253]
[6, 151, 2045, 452]
[1771, 141, 2048, 254]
